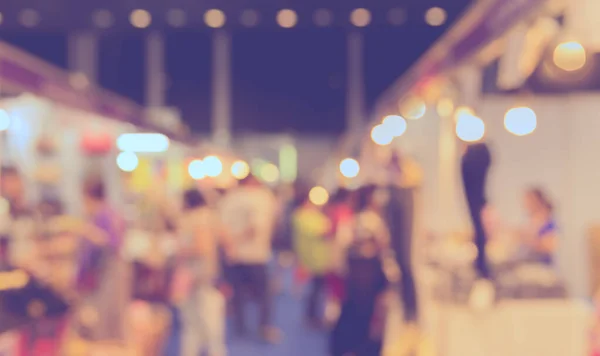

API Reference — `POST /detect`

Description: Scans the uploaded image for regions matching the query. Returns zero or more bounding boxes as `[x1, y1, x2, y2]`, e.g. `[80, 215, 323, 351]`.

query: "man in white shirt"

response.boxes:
[219, 175, 280, 342]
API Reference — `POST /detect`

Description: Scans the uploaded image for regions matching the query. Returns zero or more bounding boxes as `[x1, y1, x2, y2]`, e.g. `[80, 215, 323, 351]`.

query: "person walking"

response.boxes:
[219, 175, 280, 343]
[174, 189, 226, 356]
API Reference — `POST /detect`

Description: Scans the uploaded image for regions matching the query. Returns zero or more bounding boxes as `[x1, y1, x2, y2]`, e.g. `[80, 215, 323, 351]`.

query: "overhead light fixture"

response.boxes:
[130, 9, 152, 28]
[387, 8, 406, 26]
[19, 9, 41, 28]
[350, 8, 371, 27]
[240, 9, 259, 27]
[116, 133, 170, 153]
[92, 9, 114, 29]
[313, 9, 333, 27]
[425, 7, 447, 27]
[166, 8, 187, 28]
[277, 9, 298, 28]
[205, 9, 226, 28]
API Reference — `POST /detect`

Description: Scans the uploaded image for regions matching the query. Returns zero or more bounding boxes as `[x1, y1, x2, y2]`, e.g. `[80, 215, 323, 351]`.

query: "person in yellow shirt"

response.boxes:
[292, 187, 332, 328]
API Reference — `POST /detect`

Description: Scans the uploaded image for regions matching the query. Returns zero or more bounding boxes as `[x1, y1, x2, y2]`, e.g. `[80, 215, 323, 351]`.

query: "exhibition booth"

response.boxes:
[334, 0, 599, 354]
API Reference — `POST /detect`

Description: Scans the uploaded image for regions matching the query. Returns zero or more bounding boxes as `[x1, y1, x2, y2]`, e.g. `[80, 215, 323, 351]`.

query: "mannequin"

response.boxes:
[461, 142, 492, 278]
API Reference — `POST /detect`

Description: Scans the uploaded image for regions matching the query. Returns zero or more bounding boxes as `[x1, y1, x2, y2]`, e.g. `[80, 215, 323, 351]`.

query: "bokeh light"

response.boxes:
[309, 186, 329, 206]
[203, 155, 223, 177]
[166, 9, 187, 28]
[117, 133, 170, 153]
[116, 152, 139, 172]
[504, 107, 537, 136]
[339, 158, 360, 178]
[553, 41, 586, 72]
[313, 9, 333, 27]
[277, 9, 298, 28]
[92, 9, 114, 29]
[205, 9, 226, 28]
[454, 106, 475, 123]
[437, 98, 455, 117]
[231, 160, 250, 180]
[401, 97, 426, 120]
[130, 9, 152, 28]
[0, 109, 11, 131]
[387, 8, 407, 26]
[456, 114, 485, 142]
[19, 9, 40, 28]
[240, 9, 260, 27]
[261, 163, 280, 183]
[371, 124, 393, 146]
[188, 160, 205, 180]
[350, 8, 371, 27]
[382, 115, 407, 137]
[425, 7, 447, 27]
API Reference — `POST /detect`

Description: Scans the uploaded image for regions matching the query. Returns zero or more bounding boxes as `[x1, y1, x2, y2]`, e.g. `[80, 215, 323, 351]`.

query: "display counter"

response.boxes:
[433, 299, 592, 356]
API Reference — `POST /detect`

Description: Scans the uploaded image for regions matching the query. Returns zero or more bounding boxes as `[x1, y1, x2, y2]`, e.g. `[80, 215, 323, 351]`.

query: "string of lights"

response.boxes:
[0, 7, 449, 30]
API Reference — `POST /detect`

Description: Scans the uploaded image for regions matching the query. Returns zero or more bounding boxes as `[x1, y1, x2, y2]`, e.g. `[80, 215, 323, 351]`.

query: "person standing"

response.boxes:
[461, 142, 492, 279]
[219, 175, 280, 343]
[175, 189, 226, 356]
[521, 188, 558, 266]
[77, 177, 130, 345]
[291, 186, 331, 328]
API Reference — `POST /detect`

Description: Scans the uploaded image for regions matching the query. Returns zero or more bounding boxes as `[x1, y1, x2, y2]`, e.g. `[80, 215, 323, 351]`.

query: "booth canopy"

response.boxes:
[0, 41, 190, 143]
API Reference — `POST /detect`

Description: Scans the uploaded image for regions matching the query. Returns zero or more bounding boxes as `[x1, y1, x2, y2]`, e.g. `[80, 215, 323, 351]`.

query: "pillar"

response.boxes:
[65, 33, 100, 214]
[146, 32, 166, 107]
[68, 32, 98, 83]
[346, 31, 365, 133]
[211, 31, 232, 147]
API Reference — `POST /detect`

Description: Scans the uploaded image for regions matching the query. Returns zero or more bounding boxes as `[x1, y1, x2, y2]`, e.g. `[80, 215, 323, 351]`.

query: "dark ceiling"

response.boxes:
[0, 0, 471, 31]
[0, 0, 474, 133]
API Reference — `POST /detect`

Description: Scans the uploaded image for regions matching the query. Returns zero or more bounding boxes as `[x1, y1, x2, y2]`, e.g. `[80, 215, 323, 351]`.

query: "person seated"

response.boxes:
[520, 188, 558, 266]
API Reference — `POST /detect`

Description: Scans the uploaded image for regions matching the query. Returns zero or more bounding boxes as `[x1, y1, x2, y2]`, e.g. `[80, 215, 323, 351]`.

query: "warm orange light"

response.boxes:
[425, 7, 447, 27]
[309, 186, 329, 206]
[277, 9, 298, 28]
[350, 8, 371, 27]
[553, 41, 586, 72]
[204, 9, 226, 28]
[130, 9, 152, 28]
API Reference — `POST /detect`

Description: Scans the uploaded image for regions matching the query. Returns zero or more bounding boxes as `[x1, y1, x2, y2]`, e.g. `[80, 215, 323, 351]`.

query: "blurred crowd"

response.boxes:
[0, 142, 566, 356]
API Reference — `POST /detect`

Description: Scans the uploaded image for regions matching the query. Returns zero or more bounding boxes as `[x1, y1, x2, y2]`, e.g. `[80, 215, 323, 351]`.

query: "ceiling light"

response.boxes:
[277, 9, 298, 28]
[350, 8, 371, 27]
